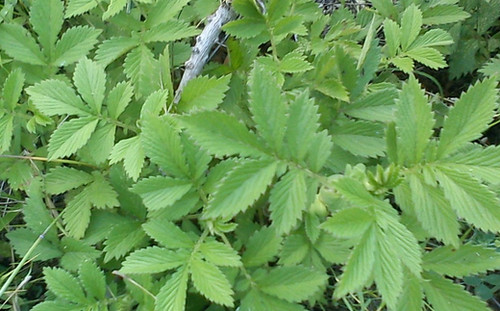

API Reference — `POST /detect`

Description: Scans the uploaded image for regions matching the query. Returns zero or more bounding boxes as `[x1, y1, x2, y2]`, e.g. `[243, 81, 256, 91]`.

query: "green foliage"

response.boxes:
[0, 0, 499, 310]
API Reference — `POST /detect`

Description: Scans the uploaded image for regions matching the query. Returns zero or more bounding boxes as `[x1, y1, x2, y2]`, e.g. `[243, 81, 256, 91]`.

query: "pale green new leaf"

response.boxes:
[178, 75, 231, 113]
[409, 29, 453, 49]
[43, 267, 87, 304]
[65, 0, 101, 18]
[124, 45, 159, 98]
[102, 0, 127, 20]
[422, 5, 470, 25]
[53, 26, 101, 67]
[121, 246, 186, 274]
[406, 47, 447, 69]
[395, 76, 434, 164]
[242, 227, 282, 267]
[141, 115, 189, 178]
[30, 0, 63, 59]
[205, 159, 277, 218]
[95, 36, 139, 67]
[73, 58, 106, 114]
[321, 207, 374, 239]
[180, 111, 266, 157]
[333, 177, 390, 211]
[0, 23, 46, 65]
[0, 115, 13, 153]
[344, 88, 398, 122]
[199, 240, 241, 267]
[331, 120, 385, 158]
[423, 244, 500, 277]
[422, 272, 490, 311]
[155, 267, 189, 311]
[257, 266, 327, 302]
[106, 81, 134, 119]
[269, 169, 307, 234]
[391, 56, 414, 73]
[437, 78, 498, 158]
[249, 63, 287, 153]
[143, 20, 200, 43]
[383, 19, 401, 58]
[407, 174, 460, 247]
[400, 4, 422, 50]
[63, 190, 92, 239]
[45, 167, 93, 194]
[48, 117, 99, 160]
[434, 166, 500, 233]
[334, 226, 376, 298]
[190, 256, 234, 307]
[131, 176, 192, 210]
[27, 79, 89, 116]
[79, 261, 105, 300]
[142, 219, 194, 249]
[109, 136, 145, 181]
[3, 68, 25, 110]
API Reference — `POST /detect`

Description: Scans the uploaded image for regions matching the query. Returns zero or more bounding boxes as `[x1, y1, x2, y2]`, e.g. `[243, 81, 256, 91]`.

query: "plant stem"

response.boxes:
[0, 154, 97, 168]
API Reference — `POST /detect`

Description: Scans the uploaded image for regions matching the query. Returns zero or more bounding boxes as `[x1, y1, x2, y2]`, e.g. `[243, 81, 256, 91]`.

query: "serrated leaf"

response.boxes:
[103, 220, 146, 262]
[279, 52, 313, 73]
[59, 237, 99, 271]
[140, 89, 168, 118]
[45, 167, 93, 194]
[53, 26, 101, 67]
[43, 267, 87, 304]
[422, 5, 470, 25]
[63, 190, 92, 239]
[2, 68, 25, 110]
[383, 19, 401, 58]
[409, 29, 453, 49]
[333, 177, 390, 210]
[223, 18, 266, 39]
[423, 244, 500, 277]
[437, 78, 498, 158]
[65, 0, 101, 18]
[331, 120, 385, 158]
[205, 159, 277, 218]
[102, 0, 127, 20]
[257, 266, 327, 303]
[95, 36, 139, 67]
[146, 0, 190, 27]
[315, 78, 349, 101]
[0, 115, 13, 153]
[121, 246, 186, 274]
[73, 58, 106, 114]
[307, 132, 332, 172]
[422, 272, 490, 311]
[178, 75, 231, 113]
[31, 0, 63, 59]
[106, 81, 134, 119]
[142, 219, 194, 249]
[321, 207, 374, 239]
[344, 88, 397, 122]
[479, 54, 500, 78]
[86, 172, 119, 208]
[79, 261, 105, 300]
[124, 45, 159, 99]
[79, 122, 115, 164]
[406, 47, 447, 69]
[391, 56, 414, 73]
[334, 226, 376, 298]
[434, 166, 500, 233]
[199, 240, 241, 267]
[190, 256, 234, 307]
[248, 63, 287, 153]
[143, 20, 200, 43]
[273, 15, 304, 37]
[27, 79, 89, 116]
[396, 270, 423, 311]
[109, 136, 145, 181]
[0, 23, 46, 65]
[31, 301, 80, 311]
[180, 110, 266, 157]
[7, 228, 62, 261]
[401, 4, 422, 50]
[269, 169, 307, 234]
[240, 289, 306, 311]
[242, 227, 281, 267]
[48, 117, 99, 160]
[131, 176, 191, 210]
[279, 233, 310, 266]
[155, 267, 189, 311]
[395, 76, 434, 164]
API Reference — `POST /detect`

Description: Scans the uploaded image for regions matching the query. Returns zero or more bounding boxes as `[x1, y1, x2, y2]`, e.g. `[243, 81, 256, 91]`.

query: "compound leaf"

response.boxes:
[190, 256, 234, 307]
[0, 23, 46, 65]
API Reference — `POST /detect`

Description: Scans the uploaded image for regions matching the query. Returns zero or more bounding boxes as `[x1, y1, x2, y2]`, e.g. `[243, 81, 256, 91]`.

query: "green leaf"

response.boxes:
[396, 271, 423, 311]
[43, 267, 87, 304]
[279, 52, 313, 73]
[279, 233, 310, 266]
[178, 75, 231, 113]
[109, 136, 145, 181]
[383, 19, 401, 58]
[124, 45, 159, 99]
[30, 0, 63, 59]
[95, 36, 138, 67]
[53, 26, 101, 66]
[423, 244, 500, 277]
[146, 0, 190, 27]
[333, 177, 390, 210]
[0, 23, 46, 65]
[331, 120, 385, 158]
[2, 68, 25, 110]
[422, 5, 470, 25]
[48, 117, 99, 160]
[240, 289, 306, 311]
[248, 63, 287, 153]
[155, 267, 189, 311]
[27, 79, 89, 116]
[180, 111, 265, 157]
[407, 175, 460, 247]
[45, 167, 93, 194]
[86, 172, 119, 208]
[140, 115, 189, 178]
[269, 169, 307, 234]
[31, 301, 80, 311]
[73, 58, 106, 114]
[273, 15, 304, 37]
[190, 256, 234, 307]
[422, 272, 490, 311]
[205, 159, 277, 218]
[479, 54, 500, 78]
[405, 47, 447, 69]
[142, 219, 194, 249]
[65, 0, 101, 18]
[63, 190, 92, 239]
[400, 4, 422, 50]
[223, 18, 267, 39]
[103, 219, 146, 262]
[409, 29, 454, 49]
[121, 246, 186, 274]
[344, 88, 398, 122]
[79, 261, 105, 300]
[140, 89, 168, 118]
[257, 266, 327, 302]
[131, 176, 191, 211]
[334, 226, 376, 298]
[314, 78, 349, 101]
[143, 20, 200, 43]
[0, 115, 13, 153]
[395, 76, 434, 164]
[79, 122, 115, 164]
[199, 240, 241, 267]
[242, 227, 282, 267]
[306, 131, 332, 172]
[391, 56, 414, 73]
[437, 78, 498, 158]
[7, 228, 62, 261]
[321, 207, 374, 239]
[106, 81, 134, 119]
[59, 238, 100, 271]
[434, 166, 500, 233]
[102, 0, 127, 20]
